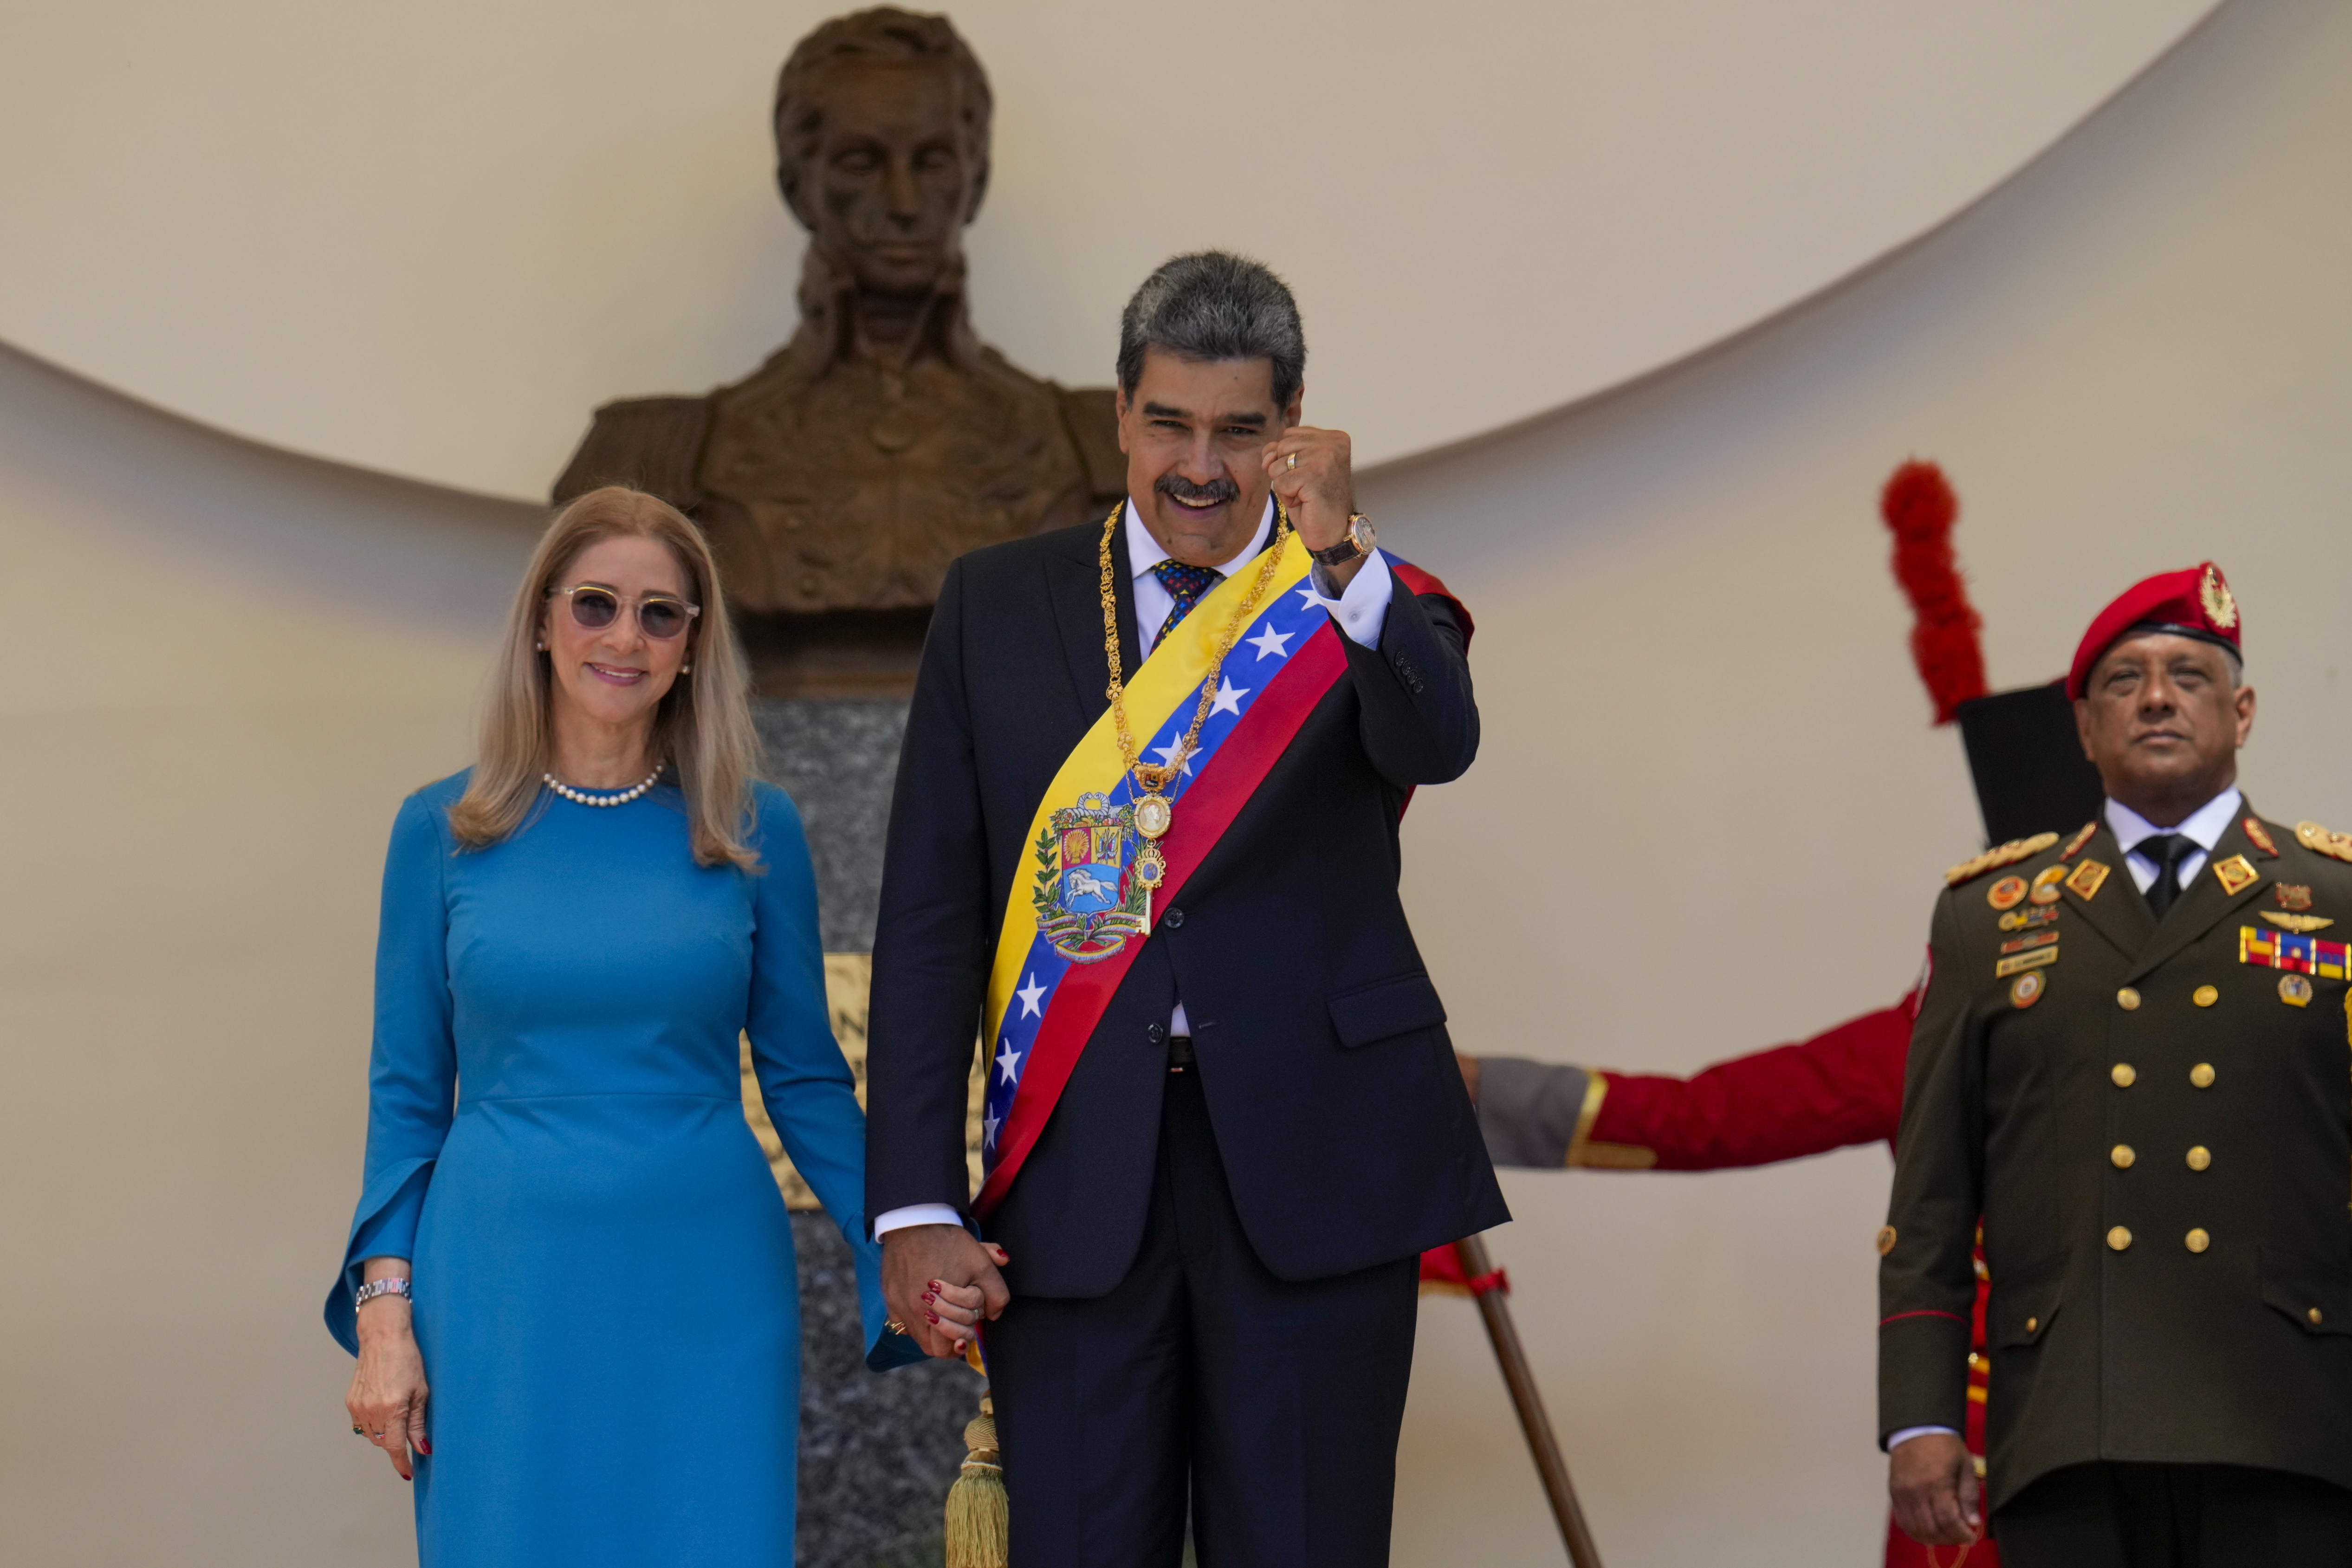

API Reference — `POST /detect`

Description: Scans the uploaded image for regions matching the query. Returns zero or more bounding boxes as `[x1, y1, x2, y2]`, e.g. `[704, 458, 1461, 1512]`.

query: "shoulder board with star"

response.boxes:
[1945, 831, 2061, 888]
[2296, 821, 2352, 866]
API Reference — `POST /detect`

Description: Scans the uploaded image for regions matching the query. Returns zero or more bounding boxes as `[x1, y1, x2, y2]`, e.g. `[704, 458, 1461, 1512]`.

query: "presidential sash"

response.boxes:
[972, 531, 1466, 1216]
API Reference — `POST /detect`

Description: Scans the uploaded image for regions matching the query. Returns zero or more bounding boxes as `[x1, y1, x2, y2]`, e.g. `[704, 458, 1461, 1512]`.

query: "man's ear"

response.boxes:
[1282, 383, 1303, 430]
[2235, 684, 2258, 746]
[1114, 387, 1131, 454]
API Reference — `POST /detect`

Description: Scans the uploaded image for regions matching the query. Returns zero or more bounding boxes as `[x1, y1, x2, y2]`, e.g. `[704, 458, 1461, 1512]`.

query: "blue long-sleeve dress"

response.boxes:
[325, 771, 917, 1564]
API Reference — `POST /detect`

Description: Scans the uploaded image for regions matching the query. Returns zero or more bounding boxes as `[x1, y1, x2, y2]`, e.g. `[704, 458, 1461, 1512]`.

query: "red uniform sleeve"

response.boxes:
[1579, 1002, 1912, 1170]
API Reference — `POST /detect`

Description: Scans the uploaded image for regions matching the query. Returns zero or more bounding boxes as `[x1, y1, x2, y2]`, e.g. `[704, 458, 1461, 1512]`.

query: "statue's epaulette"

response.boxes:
[1945, 831, 2060, 887]
[2296, 821, 2352, 865]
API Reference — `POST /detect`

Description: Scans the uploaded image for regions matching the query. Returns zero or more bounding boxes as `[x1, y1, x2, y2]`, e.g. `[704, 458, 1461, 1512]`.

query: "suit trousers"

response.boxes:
[1994, 1460, 2352, 1568]
[986, 1064, 1421, 1568]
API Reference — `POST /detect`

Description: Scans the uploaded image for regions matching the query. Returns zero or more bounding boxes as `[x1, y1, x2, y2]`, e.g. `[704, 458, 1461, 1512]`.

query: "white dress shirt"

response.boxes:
[1886, 784, 2244, 1452]
[874, 497, 1400, 1239]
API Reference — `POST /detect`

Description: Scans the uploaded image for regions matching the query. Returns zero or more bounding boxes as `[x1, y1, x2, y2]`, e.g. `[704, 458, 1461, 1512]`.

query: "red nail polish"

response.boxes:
[419, 1439, 433, 1456]
[924, 1310, 939, 1322]
[921, 1291, 936, 1304]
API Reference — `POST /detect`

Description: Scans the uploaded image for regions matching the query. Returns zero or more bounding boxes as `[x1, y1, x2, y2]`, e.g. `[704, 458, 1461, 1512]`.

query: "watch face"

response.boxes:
[1351, 515, 1376, 551]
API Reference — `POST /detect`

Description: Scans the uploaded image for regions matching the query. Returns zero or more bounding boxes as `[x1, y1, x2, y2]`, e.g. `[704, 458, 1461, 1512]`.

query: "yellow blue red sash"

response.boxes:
[973, 532, 1467, 1216]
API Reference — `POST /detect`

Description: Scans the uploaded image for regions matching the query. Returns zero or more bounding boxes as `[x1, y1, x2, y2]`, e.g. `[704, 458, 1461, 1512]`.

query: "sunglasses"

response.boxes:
[548, 583, 701, 641]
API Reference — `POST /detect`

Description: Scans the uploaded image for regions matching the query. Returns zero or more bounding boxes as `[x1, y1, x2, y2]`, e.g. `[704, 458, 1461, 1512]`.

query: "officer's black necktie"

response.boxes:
[2138, 833, 2196, 920]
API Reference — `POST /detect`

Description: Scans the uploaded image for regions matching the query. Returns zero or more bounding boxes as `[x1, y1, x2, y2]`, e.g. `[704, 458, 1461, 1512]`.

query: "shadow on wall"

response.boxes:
[1, 339, 544, 640]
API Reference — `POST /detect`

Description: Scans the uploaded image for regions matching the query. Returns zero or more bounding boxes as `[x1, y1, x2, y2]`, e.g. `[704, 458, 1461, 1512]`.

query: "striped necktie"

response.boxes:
[1151, 559, 1223, 645]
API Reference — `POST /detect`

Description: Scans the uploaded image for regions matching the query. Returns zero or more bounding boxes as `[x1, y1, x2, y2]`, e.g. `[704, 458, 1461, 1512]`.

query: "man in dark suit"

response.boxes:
[863, 251, 1506, 1565]
[1881, 562, 2352, 1565]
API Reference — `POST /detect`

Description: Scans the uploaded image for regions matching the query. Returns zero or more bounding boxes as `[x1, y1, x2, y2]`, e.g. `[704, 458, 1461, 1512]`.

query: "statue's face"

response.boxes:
[792, 61, 977, 298]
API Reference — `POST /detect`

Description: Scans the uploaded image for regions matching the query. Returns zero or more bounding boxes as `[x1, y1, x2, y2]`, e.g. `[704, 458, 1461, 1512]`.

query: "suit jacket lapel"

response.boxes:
[1044, 508, 1136, 723]
[2124, 809, 2272, 984]
[2060, 823, 2155, 963]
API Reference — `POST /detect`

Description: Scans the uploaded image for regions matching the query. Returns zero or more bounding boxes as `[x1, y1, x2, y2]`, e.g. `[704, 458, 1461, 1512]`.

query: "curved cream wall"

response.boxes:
[0, 0, 2214, 498]
[4, 0, 2347, 1562]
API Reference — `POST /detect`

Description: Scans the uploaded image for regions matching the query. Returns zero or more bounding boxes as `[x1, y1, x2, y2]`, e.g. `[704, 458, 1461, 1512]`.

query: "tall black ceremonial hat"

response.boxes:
[1954, 683, 2106, 846]
[1879, 460, 2106, 848]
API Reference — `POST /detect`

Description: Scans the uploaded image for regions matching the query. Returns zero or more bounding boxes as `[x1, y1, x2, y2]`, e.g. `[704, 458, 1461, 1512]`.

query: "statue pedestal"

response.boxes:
[752, 697, 985, 1568]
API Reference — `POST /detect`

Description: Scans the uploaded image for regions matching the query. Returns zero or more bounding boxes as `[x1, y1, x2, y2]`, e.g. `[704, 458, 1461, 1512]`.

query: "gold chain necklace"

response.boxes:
[1097, 500, 1293, 881]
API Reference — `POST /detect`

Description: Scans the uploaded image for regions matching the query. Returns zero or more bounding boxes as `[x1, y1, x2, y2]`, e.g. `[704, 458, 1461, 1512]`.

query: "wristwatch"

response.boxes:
[1309, 513, 1376, 567]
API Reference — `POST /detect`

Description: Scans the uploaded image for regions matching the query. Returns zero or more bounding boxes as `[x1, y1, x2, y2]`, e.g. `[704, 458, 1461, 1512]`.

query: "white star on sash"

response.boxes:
[1016, 972, 1047, 1018]
[1210, 678, 1249, 718]
[996, 1039, 1022, 1084]
[984, 1111, 1002, 1148]
[1151, 738, 1194, 775]
[1245, 623, 1294, 661]
[1296, 583, 1335, 612]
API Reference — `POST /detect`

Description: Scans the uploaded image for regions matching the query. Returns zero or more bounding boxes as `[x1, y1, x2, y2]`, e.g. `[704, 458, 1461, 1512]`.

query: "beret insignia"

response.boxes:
[2059, 821, 2099, 861]
[2200, 564, 2238, 631]
[2297, 821, 2352, 865]
[1946, 831, 2061, 887]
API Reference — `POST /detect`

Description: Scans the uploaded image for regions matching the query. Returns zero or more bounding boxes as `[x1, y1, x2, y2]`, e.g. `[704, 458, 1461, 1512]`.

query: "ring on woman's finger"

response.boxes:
[351, 1425, 365, 1436]
[884, 1318, 910, 1336]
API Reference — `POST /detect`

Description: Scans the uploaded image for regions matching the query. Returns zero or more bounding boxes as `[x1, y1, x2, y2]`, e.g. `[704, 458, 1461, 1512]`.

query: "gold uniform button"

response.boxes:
[2190, 1063, 2217, 1089]
[2187, 1146, 2212, 1172]
[2117, 987, 2142, 1010]
[2024, 1316, 2039, 1334]
[2193, 985, 2219, 1008]
[2112, 1063, 2137, 1088]
[1876, 1225, 1898, 1256]
[2108, 1225, 2134, 1251]
[2185, 1228, 2211, 1253]
[2111, 1144, 2136, 1169]
[2311, 1308, 2325, 1326]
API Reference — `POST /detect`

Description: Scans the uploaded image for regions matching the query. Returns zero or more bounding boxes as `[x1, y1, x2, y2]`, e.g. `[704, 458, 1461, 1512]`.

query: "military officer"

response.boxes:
[1880, 562, 2352, 1564]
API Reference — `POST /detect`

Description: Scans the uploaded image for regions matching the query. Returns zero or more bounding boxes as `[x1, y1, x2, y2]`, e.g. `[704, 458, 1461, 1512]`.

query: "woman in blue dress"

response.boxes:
[326, 486, 917, 1564]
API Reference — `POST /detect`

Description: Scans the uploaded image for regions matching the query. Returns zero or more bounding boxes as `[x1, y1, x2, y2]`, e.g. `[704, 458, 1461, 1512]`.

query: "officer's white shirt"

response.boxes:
[1888, 783, 2243, 1452]
[875, 497, 1396, 1239]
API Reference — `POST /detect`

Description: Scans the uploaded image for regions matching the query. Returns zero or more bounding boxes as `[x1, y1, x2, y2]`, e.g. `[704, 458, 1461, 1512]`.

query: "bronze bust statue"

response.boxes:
[555, 7, 1122, 693]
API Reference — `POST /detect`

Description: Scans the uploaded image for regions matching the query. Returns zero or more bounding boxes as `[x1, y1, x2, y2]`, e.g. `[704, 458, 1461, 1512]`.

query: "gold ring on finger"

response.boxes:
[1287, 452, 1298, 470]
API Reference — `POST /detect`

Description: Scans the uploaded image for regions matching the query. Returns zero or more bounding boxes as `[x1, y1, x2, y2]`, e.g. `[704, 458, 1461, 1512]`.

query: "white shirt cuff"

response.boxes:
[1886, 1425, 1961, 1452]
[872, 1203, 964, 1239]
[1309, 548, 1393, 650]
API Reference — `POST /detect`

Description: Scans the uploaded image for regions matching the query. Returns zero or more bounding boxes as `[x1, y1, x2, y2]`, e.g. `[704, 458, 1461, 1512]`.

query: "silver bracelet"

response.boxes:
[354, 1277, 412, 1309]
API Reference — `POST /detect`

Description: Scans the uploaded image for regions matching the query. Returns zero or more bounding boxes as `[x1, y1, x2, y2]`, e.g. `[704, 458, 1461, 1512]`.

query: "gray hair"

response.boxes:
[1117, 252, 1306, 409]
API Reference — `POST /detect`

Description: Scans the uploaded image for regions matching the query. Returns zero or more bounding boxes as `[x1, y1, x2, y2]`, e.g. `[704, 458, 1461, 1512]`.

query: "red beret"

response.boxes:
[2066, 562, 2241, 700]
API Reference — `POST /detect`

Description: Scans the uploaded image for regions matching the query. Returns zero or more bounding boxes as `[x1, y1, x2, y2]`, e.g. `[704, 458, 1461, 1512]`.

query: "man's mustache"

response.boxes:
[1155, 473, 1240, 507]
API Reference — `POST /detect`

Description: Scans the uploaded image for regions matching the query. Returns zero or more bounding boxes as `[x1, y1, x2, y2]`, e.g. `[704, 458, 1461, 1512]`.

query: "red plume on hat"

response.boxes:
[1879, 460, 1988, 725]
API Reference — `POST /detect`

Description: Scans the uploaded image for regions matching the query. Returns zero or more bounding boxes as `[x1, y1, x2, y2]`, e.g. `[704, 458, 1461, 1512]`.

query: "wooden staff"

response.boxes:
[1452, 1234, 1604, 1568]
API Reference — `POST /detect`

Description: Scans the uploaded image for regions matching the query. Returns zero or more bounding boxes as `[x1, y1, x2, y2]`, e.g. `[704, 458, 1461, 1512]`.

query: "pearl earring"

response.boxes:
[535, 640, 545, 651]
[681, 663, 693, 674]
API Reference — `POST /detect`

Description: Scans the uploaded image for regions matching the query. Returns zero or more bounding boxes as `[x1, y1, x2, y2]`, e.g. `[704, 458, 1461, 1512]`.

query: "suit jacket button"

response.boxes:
[2025, 1315, 2039, 1334]
[2190, 1063, 2217, 1089]
[1163, 907, 1185, 928]
[2312, 1307, 2326, 1325]
[2110, 1145, 2135, 1169]
[2111, 1063, 2137, 1088]
[2193, 985, 2219, 1007]
[2185, 1228, 2211, 1253]
[1146, 1023, 1167, 1045]
[2186, 1145, 2211, 1172]
[2117, 987, 2142, 1011]
[2107, 1225, 2133, 1251]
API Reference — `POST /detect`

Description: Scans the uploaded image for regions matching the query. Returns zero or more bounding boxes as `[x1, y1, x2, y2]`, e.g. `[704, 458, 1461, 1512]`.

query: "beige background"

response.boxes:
[0, 0, 2215, 496]
[4, 0, 2349, 1562]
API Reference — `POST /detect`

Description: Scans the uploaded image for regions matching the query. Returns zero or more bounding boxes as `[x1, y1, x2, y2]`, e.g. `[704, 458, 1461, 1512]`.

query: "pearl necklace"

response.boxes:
[543, 763, 664, 808]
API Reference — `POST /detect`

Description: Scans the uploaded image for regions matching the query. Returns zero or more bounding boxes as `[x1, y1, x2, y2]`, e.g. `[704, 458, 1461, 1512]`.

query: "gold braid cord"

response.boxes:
[1098, 500, 1294, 792]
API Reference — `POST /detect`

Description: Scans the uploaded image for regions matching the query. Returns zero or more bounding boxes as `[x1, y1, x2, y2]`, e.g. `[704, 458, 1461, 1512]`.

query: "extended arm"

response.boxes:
[1471, 1002, 1912, 1171]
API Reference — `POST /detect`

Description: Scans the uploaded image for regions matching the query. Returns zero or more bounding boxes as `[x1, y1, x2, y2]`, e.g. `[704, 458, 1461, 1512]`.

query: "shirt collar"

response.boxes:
[2105, 785, 2243, 856]
[1123, 496, 1274, 583]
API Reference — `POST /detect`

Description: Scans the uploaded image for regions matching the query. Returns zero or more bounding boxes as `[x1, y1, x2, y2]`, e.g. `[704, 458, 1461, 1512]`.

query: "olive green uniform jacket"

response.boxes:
[1878, 804, 2352, 1514]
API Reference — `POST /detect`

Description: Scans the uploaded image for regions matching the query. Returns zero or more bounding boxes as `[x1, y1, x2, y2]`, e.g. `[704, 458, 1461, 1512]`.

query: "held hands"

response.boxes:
[1262, 428, 1362, 588]
[1889, 1430, 1981, 1548]
[881, 1224, 1010, 1360]
[347, 1296, 430, 1480]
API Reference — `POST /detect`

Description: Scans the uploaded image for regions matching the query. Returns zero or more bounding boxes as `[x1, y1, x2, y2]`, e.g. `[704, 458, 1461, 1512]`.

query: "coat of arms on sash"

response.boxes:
[1032, 791, 1151, 962]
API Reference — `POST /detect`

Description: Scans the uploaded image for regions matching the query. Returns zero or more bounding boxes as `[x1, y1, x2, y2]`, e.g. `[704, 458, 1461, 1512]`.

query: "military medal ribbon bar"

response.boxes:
[972, 531, 1468, 1217]
[2240, 926, 2352, 980]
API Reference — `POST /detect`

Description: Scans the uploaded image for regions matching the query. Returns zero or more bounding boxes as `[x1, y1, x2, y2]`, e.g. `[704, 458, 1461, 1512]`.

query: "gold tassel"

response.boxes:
[943, 1390, 1008, 1568]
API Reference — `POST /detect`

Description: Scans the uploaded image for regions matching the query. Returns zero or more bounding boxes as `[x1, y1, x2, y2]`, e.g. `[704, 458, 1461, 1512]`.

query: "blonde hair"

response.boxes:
[449, 487, 762, 869]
